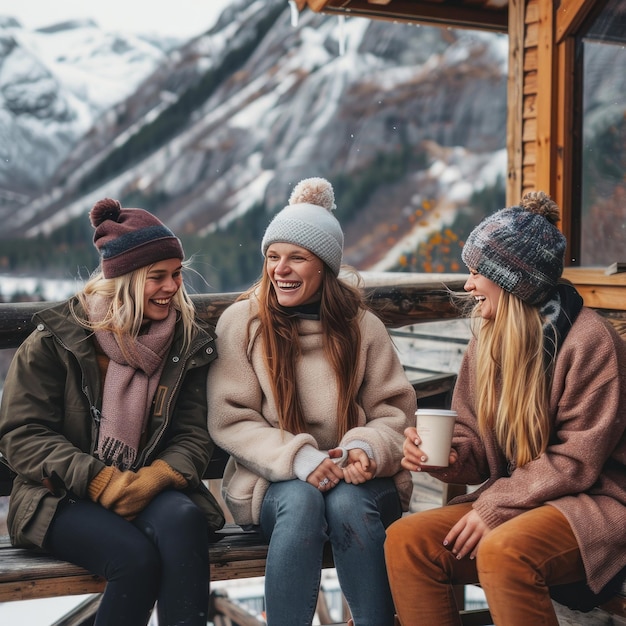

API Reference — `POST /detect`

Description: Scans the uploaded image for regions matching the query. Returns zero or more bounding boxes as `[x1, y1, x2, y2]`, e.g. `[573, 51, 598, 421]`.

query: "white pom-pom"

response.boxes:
[288, 177, 336, 212]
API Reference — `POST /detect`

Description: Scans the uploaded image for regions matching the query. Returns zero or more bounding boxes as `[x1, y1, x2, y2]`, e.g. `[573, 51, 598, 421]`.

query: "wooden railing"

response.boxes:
[0, 272, 469, 350]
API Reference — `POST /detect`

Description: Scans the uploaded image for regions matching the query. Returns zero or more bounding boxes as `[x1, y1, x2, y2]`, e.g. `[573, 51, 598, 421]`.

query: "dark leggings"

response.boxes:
[46, 490, 210, 626]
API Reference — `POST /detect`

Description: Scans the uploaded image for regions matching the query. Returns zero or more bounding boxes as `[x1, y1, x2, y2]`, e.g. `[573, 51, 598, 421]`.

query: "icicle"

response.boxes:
[288, 0, 299, 28]
[338, 15, 346, 56]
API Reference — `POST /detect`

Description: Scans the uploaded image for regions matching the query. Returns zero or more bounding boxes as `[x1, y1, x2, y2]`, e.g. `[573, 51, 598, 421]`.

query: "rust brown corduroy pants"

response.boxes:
[384, 502, 586, 626]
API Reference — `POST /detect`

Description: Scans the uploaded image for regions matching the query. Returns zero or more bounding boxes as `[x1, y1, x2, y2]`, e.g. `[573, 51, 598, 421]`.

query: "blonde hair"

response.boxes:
[242, 263, 364, 440]
[72, 263, 200, 359]
[472, 290, 552, 467]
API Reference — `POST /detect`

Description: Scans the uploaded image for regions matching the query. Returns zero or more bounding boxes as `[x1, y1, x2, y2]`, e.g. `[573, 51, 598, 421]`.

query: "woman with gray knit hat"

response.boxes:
[385, 191, 626, 626]
[0, 198, 224, 626]
[207, 177, 416, 626]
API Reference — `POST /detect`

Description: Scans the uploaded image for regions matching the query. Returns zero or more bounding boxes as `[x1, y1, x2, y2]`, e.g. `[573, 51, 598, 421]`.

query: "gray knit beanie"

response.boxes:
[461, 191, 566, 306]
[261, 177, 344, 276]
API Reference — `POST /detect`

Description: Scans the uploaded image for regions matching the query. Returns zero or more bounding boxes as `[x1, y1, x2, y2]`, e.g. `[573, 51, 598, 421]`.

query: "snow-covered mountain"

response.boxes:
[0, 15, 178, 195]
[0, 0, 510, 287]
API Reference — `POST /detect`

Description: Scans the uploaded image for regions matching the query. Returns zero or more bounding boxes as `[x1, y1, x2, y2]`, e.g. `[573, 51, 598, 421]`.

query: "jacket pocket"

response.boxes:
[8, 478, 52, 548]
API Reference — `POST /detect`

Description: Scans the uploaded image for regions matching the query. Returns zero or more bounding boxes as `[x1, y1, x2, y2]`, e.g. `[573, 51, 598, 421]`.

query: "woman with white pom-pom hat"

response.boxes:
[207, 177, 416, 625]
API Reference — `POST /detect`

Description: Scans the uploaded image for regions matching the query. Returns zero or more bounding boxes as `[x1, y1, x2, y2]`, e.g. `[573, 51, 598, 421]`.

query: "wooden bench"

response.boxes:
[1, 276, 625, 625]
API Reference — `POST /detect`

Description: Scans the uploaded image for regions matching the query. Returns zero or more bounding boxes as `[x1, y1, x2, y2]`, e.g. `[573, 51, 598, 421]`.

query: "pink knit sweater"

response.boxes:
[430, 307, 626, 593]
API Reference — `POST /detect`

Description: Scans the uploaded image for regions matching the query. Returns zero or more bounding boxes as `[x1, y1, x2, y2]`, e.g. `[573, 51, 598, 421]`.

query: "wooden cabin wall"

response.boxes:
[517, 0, 600, 257]
[502, 0, 555, 206]
[517, 0, 543, 200]
[506, 0, 525, 205]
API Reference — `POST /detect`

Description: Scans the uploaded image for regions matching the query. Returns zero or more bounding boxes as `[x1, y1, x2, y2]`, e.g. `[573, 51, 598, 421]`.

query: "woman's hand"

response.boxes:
[307, 457, 344, 491]
[400, 426, 458, 471]
[444, 509, 490, 560]
[342, 449, 377, 484]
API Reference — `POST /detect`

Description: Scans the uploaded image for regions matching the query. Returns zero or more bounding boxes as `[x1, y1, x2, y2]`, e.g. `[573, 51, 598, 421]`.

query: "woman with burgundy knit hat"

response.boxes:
[0, 198, 224, 626]
[384, 191, 626, 626]
[207, 177, 416, 626]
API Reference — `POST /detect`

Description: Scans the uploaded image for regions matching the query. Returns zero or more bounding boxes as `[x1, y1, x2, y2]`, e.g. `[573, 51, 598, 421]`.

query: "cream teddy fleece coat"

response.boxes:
[206, 298, 417, 526]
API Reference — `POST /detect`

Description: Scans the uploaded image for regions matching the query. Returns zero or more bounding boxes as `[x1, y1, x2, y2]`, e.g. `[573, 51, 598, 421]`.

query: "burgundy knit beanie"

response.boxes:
[90, 198, 184, 279]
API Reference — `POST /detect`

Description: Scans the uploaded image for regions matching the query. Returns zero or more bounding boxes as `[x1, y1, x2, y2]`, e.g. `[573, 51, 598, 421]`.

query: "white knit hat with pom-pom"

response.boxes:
[261, 177, 344, 275]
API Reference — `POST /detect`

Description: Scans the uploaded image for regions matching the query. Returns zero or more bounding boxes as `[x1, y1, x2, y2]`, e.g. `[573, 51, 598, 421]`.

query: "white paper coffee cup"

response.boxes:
[415, 409, 457, 467]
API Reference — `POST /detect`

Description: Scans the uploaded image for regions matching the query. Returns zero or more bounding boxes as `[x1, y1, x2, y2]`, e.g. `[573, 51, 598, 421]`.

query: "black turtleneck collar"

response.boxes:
[279, 300, 321, 320]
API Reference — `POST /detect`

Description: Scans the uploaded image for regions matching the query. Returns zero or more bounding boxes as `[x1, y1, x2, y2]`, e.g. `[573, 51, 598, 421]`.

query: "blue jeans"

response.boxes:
[46, 490, 211, 626]
[260, 478, 401, 626]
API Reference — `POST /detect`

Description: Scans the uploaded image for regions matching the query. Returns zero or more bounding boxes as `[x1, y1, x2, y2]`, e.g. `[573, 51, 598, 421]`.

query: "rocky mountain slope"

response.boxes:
[0, 0, 509, 289]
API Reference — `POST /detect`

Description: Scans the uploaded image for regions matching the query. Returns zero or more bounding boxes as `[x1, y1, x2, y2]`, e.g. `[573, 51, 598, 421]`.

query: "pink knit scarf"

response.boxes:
[87, 295, 176, 469]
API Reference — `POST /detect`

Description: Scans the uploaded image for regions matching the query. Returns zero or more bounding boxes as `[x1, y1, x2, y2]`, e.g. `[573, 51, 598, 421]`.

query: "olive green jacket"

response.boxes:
[0, 299, 225, 548]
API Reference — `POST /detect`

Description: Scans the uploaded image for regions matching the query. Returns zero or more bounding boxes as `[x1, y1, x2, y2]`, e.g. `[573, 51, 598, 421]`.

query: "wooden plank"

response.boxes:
[521, 156, 536, 181]
[506, 0, 525, 204]
[525, 0, 539, 24]
[522, 143, 536, 165]
[211, 559, 269, 582]
[534, 0, 556, 194]
[522, 93, 537, 119]
[307, 0, 509, 32]
[556, 0, 598, 42]
[563, 268, 626, 286]
[459, 608, 494, 626]
[570, 286, 626, 312]
[522, 165, 536, 188]
[0, 547, 104, 581]
[522, 118, 536, 142]
[0, 575, 105, 602]
[554, 37, 576, 257]
[50, 594, 101, 626]
[524, 21, 538, 47]
[523, 69, 537, 94]
[523, 94, 537, 119]
[523, 47, 538, 72]
[410, 373, 457, 399]
[211, 591, 265, 626]
[522, 162, 536, 180]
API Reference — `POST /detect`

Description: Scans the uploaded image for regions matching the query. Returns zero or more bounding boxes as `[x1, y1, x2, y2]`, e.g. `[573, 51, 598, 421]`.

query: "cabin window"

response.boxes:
[577, 0, 626, 266]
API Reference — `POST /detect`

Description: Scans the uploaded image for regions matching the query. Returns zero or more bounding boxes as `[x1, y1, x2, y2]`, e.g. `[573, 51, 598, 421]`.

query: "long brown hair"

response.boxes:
[472, 290, 552, 467]
[242, 263, 365, 439]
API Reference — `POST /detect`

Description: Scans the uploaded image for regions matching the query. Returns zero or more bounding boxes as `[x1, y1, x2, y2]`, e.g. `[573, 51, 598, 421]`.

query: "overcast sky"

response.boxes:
[0, 0, 234, 38]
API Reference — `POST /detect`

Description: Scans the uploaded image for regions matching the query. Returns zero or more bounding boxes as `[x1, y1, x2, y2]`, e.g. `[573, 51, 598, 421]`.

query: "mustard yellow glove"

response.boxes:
[88, 466, 140, 509]
[107, 460, 187, 520]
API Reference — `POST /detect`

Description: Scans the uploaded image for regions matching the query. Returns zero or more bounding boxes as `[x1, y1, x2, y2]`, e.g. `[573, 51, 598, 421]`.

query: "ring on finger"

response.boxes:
[319, 477, 330, 488]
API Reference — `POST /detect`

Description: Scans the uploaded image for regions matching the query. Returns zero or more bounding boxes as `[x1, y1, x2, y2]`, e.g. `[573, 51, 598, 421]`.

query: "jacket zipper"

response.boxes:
[139, 337, 212, 464]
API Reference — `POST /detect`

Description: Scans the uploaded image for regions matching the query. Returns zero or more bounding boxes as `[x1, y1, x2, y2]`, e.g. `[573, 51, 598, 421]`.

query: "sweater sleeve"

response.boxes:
[206, 301, 319, 482]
